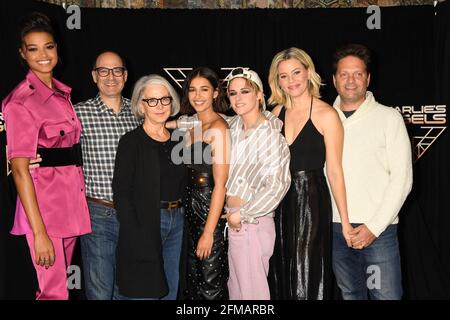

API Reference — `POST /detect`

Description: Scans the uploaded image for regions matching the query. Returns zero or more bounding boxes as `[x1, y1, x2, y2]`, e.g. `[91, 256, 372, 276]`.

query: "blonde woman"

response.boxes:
[267, 47, 352, 300]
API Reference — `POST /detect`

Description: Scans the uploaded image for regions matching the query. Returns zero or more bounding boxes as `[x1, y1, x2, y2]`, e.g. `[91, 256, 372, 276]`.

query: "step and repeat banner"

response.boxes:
[1, 0, 449, 299]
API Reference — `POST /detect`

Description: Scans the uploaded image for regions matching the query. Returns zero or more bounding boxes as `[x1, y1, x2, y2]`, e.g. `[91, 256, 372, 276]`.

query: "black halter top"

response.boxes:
[279, 98, 326, 172]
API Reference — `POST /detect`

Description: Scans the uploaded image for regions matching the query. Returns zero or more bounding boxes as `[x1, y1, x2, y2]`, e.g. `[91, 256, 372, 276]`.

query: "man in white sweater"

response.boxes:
[331, 44, 412, 300]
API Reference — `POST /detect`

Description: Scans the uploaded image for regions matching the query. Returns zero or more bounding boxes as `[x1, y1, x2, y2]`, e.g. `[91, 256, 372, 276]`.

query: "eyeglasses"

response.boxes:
[142, 96, 173, 107]
[93, 67, 126, 77]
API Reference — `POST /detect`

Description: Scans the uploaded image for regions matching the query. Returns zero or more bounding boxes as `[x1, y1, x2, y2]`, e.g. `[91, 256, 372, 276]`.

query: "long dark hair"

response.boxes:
[180, 67, 228, 115]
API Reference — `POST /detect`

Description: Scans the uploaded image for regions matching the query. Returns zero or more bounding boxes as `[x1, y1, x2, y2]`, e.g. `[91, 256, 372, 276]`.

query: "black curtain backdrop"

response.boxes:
[0, 0, 449, 300]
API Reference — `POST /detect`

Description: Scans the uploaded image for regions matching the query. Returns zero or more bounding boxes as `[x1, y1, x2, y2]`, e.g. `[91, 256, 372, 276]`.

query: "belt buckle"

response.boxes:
[168, 201, 178, 209]
[197, 175, 208, 187]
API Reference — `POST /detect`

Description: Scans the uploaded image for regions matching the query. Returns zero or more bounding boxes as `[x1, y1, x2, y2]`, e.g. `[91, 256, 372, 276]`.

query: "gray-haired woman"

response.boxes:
[112, 74, 186, 299]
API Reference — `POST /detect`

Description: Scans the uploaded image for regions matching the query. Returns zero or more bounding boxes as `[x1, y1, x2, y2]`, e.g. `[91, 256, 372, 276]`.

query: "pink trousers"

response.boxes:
[26, 233, 77, 300]
[227, 216, 275, 300]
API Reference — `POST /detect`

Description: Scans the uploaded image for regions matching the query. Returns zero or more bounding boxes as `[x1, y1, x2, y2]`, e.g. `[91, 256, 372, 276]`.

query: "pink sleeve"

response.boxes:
[4, 101, 39, 160]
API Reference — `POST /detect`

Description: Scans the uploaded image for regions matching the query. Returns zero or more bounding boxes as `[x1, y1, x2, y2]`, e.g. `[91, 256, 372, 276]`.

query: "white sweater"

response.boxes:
[331, 91, 413, 237]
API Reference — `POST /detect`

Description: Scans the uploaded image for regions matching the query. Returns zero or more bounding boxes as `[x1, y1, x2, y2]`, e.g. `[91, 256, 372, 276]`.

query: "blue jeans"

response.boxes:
[332, 223, 403, 300]
[160, 207, 184, 300]
[80, 201, 121, 300]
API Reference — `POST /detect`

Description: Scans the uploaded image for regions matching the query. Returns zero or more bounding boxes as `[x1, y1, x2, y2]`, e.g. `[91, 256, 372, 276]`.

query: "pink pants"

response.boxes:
[227, 216, 275, 300]
[26, 233, 77, 300]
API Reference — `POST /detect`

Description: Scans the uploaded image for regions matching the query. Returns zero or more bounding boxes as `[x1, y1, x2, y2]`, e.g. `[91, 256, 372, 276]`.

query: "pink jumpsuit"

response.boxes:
[3, 70, 91, 300]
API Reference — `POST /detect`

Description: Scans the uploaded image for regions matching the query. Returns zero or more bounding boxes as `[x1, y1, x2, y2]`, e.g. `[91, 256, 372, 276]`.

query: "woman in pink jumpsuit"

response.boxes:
[2, 12, 91, 300]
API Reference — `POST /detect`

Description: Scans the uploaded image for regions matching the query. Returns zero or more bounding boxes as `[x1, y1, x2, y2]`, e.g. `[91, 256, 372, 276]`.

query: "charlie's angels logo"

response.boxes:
[395, 105, 447, 162]
[163, 67, 249, 89]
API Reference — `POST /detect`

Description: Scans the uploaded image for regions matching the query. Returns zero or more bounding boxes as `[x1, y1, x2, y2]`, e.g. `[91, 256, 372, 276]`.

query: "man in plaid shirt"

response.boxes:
[75, 51, 140, 300]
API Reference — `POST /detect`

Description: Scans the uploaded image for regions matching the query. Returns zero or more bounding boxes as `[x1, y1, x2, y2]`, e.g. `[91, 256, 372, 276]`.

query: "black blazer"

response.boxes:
[112, 125, 168, 298]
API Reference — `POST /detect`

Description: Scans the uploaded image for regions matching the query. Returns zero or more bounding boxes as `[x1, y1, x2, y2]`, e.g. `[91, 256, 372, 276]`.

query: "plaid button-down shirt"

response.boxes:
[74, 94, 140, 201]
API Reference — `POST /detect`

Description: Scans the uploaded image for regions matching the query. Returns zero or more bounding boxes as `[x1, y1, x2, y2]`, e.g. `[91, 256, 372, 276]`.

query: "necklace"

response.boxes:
[242, 113, 265, 139]
[143, 123, 169, 142]
[244, 113, 265, 131]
